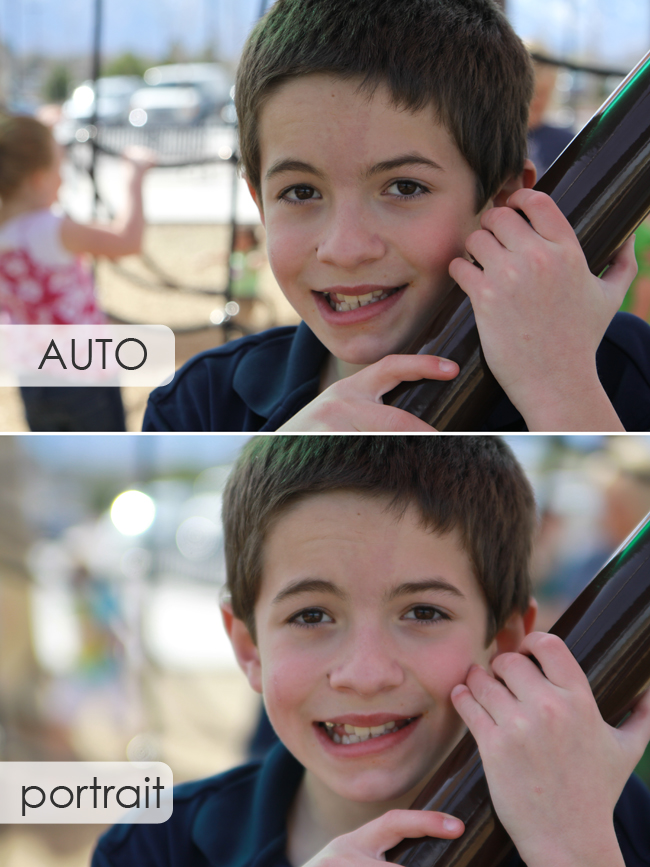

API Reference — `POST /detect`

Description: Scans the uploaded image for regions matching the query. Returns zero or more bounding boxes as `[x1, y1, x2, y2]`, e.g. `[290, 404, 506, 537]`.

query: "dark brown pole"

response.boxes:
[384, 49, 650, 430]
[386, 512, 650, 867]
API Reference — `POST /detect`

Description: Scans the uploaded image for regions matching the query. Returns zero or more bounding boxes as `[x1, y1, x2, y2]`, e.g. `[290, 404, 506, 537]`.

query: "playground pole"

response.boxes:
[89, 0, 103, 217]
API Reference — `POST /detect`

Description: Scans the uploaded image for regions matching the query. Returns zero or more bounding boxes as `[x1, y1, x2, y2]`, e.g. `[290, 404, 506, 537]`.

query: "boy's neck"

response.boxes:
[319, 352, 368, 392]
[286, 770, 422, 867]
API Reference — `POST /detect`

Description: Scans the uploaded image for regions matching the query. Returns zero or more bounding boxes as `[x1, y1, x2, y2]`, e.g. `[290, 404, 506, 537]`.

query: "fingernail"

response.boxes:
[439, 359, 457, 373]
[443, 817, 462, 832]
[450, 684, 466, 698]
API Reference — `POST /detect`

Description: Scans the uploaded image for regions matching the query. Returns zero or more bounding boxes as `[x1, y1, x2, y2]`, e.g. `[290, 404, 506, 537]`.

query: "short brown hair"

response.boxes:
[223, 435, 535, 644]
[0, 114, 55, 200]
[235, 0, 534, 209]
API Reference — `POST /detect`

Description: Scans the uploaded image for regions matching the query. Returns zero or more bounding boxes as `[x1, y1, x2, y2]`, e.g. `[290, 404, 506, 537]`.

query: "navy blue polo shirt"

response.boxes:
[142, 313, 650, 432]
[92, 741, 650, 867]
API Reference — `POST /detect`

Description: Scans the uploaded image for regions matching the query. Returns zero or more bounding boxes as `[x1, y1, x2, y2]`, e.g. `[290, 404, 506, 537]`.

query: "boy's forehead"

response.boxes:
[260, 490, 480, 590]
[257, 73, 466, 179]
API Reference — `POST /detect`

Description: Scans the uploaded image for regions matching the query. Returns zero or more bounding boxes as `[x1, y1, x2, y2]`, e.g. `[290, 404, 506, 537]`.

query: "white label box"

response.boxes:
[0, 762, 173, 823]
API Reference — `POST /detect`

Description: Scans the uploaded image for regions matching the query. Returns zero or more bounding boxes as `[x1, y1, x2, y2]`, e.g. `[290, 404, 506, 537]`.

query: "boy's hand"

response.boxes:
[451, 632, 650, 867]
[278, 355, 458, 431]
[449, 189, 638, 431]
[303, 809, 464, 867]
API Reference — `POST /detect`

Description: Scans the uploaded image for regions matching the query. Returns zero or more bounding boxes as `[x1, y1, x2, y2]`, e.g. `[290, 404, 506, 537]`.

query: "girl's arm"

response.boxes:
[60, 146, 156, 259]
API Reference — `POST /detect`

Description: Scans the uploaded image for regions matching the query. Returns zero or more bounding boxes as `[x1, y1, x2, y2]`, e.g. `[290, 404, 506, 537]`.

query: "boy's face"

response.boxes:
[230, 491, 525, 809]
[250, 74, 488, 366]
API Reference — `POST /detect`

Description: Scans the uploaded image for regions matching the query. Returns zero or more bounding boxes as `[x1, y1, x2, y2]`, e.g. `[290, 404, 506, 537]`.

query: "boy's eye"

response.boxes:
[403, 605, 448, 623]
[385, 180, 429, 198]
[289, 608, 333, 626]
[280, 185, 322, 202]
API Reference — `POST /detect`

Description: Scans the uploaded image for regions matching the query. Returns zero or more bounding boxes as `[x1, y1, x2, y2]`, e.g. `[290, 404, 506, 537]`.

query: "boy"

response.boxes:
[93, 436, 650, 866]
[143, 0, 650, 433]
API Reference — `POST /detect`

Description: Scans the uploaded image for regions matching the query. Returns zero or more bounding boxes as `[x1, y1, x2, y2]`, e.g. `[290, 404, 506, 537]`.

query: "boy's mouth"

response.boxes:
[323, 285, 406, 312]
[318, 717, 416, 744]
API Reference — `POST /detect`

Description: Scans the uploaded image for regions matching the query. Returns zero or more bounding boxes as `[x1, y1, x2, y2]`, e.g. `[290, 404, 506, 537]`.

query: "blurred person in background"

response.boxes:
[0, 114, 156, 431]
[545, 468, 650, 605]
[526, 55, 574, 178]
[229, 226, 266, 327]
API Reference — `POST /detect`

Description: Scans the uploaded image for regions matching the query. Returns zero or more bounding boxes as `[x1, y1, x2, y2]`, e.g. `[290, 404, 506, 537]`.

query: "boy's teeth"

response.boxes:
[327, 288, 396, 312]
[323, 719, 401, 743]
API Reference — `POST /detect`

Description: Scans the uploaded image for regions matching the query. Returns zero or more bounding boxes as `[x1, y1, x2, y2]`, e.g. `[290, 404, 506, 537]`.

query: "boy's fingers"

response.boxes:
[448, 256, 486, 293]
[464, 226, 507, 264]
[450, 682, 497, 735]
[600, 236, 638, 296]
[517, 632, 590, 692]
[478, 207, 533, 252]
[504, 188, 577, 245]
[361, 354, 459, 402]
[358, 403, 438, 432]
[487, 652, 548, 704]
[352, 808, 464, 857]
[463, 664, 519, 725]
[617, 687, 650, 757]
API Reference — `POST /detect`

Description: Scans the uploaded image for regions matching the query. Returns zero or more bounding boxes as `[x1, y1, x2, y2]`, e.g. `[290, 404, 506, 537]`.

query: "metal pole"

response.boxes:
[89, 0, 103, 217]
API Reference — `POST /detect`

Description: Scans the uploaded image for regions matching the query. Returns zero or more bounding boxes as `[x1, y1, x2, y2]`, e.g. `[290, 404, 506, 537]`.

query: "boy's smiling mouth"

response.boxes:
[322, 284, 407, 312]
[318, 716, 417, 744]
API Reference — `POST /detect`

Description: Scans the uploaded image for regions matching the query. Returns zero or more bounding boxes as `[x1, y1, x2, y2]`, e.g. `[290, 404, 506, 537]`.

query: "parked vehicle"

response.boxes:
[128, 63, 234, 126]
[128, 84, 203, 126]
[62, 75, 143, 125]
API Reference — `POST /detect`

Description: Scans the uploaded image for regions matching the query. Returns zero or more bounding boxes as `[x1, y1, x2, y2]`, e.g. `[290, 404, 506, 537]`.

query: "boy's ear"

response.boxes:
[221, 602, 263, 694]
[490, 598, 538, 658]
[491, 158, 537, 208]
[245, 178, 265, 226]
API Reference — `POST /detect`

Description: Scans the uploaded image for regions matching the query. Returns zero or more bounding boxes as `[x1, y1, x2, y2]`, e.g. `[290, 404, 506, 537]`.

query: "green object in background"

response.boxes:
[620, 219, 650, 316]
[230, 250, 259, 299]
[636, 743, 650, 786]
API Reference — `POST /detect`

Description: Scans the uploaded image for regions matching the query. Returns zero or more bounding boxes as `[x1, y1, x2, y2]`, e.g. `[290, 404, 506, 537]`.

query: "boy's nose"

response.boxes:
[328, 631, 404, 695]
[315, 201, 386, 269]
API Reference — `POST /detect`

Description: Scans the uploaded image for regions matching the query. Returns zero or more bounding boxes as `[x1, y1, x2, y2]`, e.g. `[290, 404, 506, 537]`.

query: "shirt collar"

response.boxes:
[232, 322, 328, 420]
[192, 742, 304, 867]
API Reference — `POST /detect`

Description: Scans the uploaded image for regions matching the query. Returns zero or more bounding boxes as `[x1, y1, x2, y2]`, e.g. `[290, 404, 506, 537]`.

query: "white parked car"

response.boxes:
[62, 76, 143, 125]
[128, 85, 203, 126]
[128, 63, 234, 126]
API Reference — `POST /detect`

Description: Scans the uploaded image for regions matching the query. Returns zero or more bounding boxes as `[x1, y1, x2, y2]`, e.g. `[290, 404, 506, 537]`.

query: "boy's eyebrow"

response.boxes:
[265, 159, 326, 182]
[271, 578, 347, 605]
[384, 579, 465, 602]
[365, 153, 445, 177]
[264, 153, 444, 183]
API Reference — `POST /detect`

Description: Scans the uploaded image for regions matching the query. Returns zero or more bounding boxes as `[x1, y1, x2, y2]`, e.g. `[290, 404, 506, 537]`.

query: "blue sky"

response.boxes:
[0, 0, 647, 69]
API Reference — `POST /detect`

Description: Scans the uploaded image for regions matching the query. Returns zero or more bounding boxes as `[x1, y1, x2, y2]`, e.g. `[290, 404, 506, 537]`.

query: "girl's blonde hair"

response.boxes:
[0, 115, 55, 200]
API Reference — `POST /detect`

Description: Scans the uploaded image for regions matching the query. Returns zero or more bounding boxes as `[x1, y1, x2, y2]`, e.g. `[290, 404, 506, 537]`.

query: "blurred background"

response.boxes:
[0, 0, 649, 430]
[0, 433, 650, 865]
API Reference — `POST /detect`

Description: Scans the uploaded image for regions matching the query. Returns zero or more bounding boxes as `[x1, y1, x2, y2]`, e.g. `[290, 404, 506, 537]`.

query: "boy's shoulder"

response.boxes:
[143, 322, 328, 432]
[92, 757, 650, 867]
[143, 311, 650, 433]
[92, 742, 304, 867]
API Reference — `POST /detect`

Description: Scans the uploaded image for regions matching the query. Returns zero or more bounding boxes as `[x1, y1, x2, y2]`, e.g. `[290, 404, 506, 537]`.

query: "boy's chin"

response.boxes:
[327, 341, 406, 369]
[325, 767, 429, 806]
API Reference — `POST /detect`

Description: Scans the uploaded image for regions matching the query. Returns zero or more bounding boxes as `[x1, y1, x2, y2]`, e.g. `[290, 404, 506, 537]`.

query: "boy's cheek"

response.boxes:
[265, 231, 306, 289]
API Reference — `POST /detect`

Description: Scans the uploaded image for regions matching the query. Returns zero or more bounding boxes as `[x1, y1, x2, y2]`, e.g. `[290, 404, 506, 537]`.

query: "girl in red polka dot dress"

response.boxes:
[0, 114, 155, 430]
